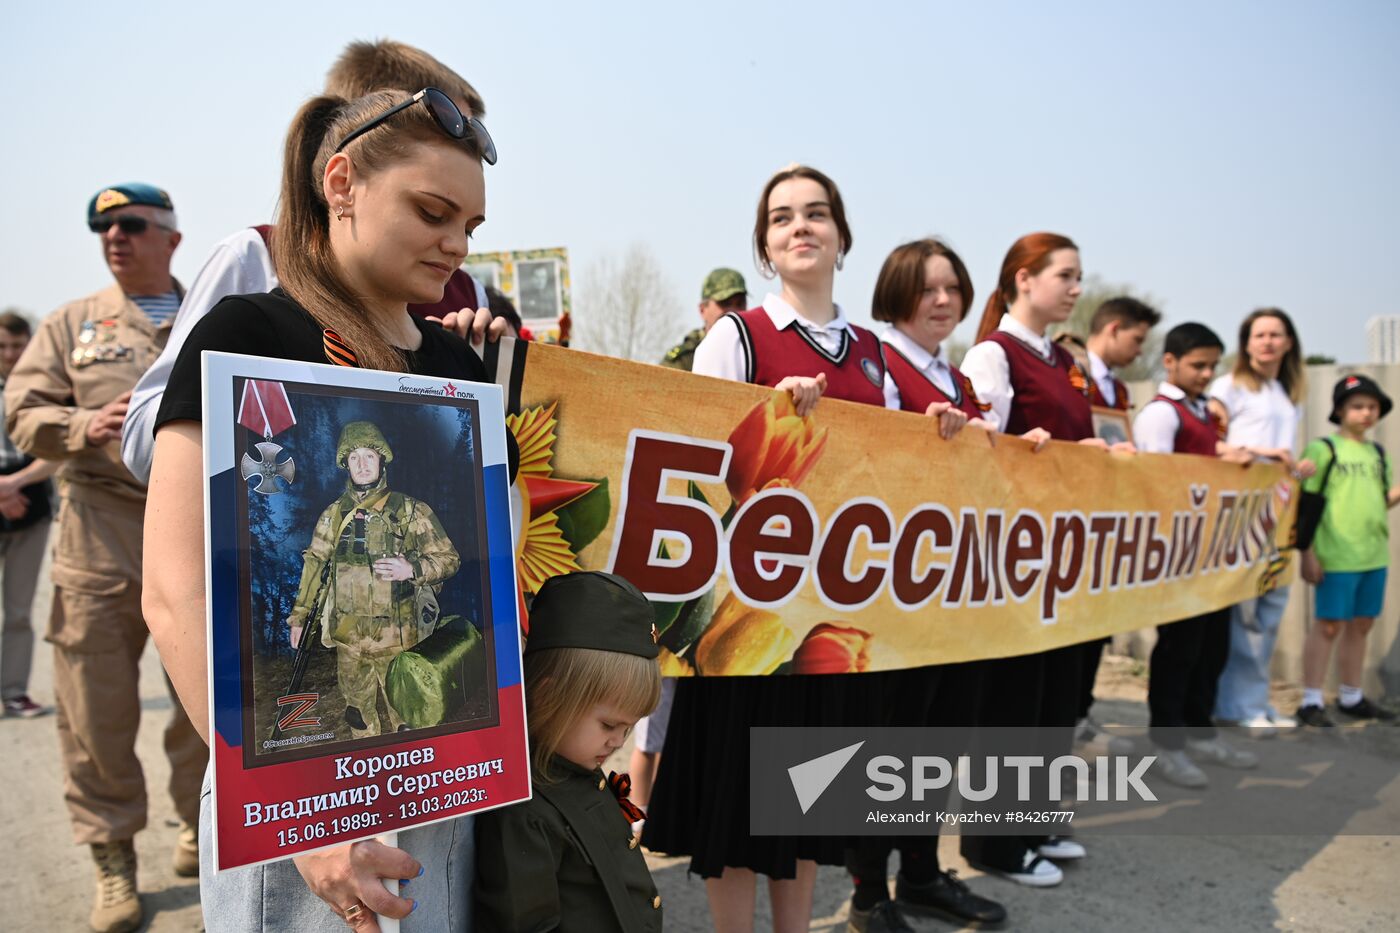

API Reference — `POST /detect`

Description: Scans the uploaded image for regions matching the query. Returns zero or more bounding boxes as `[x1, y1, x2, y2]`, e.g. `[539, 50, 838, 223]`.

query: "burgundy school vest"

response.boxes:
[1152, 395, 1219, 456]
[881, 344, 986, 420]
[981, 331, 1094, 440]
[1088, 371, 1130, 411]
[249, 224, 479, 319]
[729, 308, 887, 406]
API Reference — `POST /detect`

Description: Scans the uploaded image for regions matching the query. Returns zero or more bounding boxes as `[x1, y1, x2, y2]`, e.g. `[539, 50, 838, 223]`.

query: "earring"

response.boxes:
[334, 205, 344, 221]
[835, 250, 845, 271]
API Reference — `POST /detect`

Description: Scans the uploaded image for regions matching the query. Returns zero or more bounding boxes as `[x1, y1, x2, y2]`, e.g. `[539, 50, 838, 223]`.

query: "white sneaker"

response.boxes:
[1268, 712, 1297, 729]
[1038, 836, 1086, 860]
[1155, 748, 1209, 788]
[1238, 714, 1278, 739]
[1186, 737, 1258, 770]
[999, 850, 1063, 887]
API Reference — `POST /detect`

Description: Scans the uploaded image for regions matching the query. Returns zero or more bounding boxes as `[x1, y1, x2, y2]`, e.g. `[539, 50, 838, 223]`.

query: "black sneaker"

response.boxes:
[847, 898, 914, 933]
[895, 870, 1008, 928]
[1337, 697, 1397, 721]
[1296, 704, 1335, 727]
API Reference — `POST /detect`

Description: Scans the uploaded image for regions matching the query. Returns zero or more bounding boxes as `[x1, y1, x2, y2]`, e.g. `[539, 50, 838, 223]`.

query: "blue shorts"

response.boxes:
[1315, 568, 1388, 620]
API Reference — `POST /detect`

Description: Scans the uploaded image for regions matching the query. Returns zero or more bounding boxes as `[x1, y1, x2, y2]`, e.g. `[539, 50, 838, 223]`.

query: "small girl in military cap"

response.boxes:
[475, 571, 665, 932]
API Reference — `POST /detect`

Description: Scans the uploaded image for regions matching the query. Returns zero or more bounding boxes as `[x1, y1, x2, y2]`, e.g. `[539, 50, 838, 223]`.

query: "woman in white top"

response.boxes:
[1211, 307, 1316, 732]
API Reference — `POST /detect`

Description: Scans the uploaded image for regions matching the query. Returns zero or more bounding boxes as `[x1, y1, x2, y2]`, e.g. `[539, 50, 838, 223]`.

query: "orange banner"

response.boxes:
[502, 343, 1296, 676]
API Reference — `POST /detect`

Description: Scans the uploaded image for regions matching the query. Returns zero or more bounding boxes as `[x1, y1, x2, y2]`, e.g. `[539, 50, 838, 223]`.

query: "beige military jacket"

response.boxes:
[3, 283, 175, 511]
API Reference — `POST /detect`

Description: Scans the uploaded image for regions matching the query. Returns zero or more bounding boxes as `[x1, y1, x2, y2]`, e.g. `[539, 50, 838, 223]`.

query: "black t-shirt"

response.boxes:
[156, 288, 492, 431]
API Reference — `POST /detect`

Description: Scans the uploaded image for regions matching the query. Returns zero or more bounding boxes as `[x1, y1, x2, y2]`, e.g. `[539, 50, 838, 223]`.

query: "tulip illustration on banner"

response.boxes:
[789, 623, 874, 675]
[651, 390, 869, 674]
[519, 387, 882, 675]
[724, 392, 828, 505]
[692, 593, 796, 676]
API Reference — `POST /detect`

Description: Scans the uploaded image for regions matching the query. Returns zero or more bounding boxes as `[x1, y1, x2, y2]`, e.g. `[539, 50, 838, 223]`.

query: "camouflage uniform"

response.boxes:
[288, 422, 460, 737]
[659, 327, 705, 371]
[658, 268, 749, 371]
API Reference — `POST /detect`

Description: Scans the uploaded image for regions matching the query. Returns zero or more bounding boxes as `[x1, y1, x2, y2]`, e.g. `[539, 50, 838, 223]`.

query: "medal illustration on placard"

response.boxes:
[237, 379, 297, 494]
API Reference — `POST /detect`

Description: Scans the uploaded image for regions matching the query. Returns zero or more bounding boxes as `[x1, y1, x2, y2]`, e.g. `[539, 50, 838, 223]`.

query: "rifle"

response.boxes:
[270, 557, 334, 741]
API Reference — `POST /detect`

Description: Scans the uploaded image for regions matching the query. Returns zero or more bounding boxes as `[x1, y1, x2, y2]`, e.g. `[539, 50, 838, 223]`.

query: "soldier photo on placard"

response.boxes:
[234, 379, 499, 765]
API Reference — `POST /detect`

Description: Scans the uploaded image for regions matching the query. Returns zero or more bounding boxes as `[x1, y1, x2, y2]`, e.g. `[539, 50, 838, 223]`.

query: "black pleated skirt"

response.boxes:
[641, 671, 890, 879]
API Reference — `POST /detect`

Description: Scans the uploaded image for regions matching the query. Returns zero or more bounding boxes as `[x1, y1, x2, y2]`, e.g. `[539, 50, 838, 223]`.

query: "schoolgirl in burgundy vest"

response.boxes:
[726, 307, 886, 406]
[980, 331, 1094, 440]
[881, 343, 986, 420]
[1152, 395, 1220, 456]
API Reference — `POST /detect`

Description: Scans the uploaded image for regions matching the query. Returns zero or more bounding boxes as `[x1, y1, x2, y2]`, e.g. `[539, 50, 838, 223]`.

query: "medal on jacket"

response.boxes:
[237, 379, 297, 494]
[71, 320, 133, 368]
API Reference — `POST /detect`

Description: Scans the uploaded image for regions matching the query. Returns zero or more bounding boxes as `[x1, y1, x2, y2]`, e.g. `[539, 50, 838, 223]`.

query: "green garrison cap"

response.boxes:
[701, 267, 747, 303]
[525, 571, 659, 659]
[87, 183, 174, 225]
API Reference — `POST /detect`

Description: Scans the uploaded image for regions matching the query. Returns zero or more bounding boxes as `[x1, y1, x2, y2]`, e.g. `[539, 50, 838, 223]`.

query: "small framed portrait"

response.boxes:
[1092, 405, 1132, 446]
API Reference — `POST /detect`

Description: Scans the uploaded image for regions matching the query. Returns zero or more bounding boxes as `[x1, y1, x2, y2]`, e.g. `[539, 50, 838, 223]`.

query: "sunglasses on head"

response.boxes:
[88, 214, 167, 235]
[334, 87, 497, 165]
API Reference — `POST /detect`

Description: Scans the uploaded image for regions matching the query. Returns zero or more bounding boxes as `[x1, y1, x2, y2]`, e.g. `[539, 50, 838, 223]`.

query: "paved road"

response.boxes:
[3, 557, 1399, 931]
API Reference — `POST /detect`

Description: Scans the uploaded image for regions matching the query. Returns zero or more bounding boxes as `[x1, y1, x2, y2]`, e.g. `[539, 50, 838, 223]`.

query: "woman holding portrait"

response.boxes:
[144, 86, 503, 931]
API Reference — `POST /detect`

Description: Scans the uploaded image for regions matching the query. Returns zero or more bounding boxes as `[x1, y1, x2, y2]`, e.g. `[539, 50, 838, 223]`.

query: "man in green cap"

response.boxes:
[287, 420, 461, 739]
[659, 267, 748, 371]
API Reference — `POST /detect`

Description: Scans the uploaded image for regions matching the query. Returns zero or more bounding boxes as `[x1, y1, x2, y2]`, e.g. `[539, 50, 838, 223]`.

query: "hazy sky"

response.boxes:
[4, 1, 1397, 363]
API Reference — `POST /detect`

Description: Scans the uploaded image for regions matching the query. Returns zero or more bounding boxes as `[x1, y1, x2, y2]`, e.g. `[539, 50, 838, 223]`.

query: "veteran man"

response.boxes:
[288, 421, 460, 739]
[659, 267, 748, 371]
[4, 183, 206, 933]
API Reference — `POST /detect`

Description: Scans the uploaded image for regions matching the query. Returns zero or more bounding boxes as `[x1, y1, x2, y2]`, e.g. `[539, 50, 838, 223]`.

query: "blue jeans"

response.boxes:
[199, 765, 475, 932]
[1213, 585, 1291, 722]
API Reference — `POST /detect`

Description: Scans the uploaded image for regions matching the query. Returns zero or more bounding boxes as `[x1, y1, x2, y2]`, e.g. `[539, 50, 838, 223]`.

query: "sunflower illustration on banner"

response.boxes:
[507, 402, 607, 631]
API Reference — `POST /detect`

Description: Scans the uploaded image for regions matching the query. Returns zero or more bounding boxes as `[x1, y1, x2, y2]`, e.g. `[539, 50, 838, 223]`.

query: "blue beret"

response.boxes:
[87, 183, 174, 225]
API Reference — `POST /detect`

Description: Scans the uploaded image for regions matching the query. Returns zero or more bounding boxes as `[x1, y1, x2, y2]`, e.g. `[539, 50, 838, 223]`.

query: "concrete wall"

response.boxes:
[1119, 363, 1400, 697]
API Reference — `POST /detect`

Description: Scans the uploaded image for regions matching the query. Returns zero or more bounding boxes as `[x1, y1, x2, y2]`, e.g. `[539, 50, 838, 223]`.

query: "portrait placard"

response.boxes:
[1092, 405, 1133, 446]
[202, 353, 528, 871]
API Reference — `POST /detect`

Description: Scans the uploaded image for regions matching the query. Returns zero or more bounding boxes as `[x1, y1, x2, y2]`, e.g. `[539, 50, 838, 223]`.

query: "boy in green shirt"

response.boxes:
[1296, 375, 1400, 725]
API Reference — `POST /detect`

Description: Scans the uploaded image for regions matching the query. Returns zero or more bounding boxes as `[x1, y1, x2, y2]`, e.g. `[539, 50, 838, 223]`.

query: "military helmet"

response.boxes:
[336, 420, 395, 467]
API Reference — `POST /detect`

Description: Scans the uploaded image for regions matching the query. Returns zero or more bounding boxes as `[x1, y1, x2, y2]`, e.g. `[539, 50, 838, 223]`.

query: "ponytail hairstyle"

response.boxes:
[275, 89, 486, 372]
[1232, 307, 1306, 403]
[871, 238, 974, 324]
[974, 232, 1078, 342]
